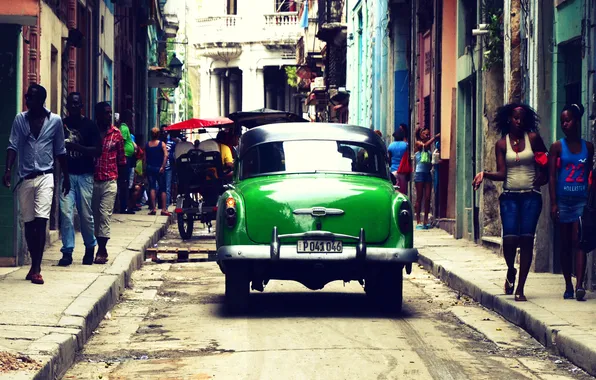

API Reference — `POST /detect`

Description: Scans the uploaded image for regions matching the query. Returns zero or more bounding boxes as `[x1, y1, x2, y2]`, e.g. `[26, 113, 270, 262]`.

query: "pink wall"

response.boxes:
[0, 0, 39, 25]
[440, 0, 457, 159]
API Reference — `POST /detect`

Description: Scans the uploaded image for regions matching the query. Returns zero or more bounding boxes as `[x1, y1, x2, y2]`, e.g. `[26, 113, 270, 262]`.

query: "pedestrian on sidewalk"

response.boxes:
[414, 127, 440, 229]
[117, 110, 136, 214]
[388, 123, 411, 195]
[3, 84, 70, 284]
[472, 103, 549, 302]
[162, 125, 176, 207]
[59, 92, 102, 266]
[549, 104, 594, 301]
[93, 102, 126, 264]
[145, 127, 171, 216]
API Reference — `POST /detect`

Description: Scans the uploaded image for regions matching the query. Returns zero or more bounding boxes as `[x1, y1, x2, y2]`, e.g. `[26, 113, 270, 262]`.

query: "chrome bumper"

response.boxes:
[217, 245, 418, 263]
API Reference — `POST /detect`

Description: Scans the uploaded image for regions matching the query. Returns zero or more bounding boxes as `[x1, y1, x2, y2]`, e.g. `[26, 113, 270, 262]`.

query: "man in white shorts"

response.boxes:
[3, 84, 70, 285]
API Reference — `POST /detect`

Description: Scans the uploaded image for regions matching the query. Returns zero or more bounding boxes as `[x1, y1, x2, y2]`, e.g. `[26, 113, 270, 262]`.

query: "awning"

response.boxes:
[0, 0, 39, 25]
[164, 117, 234, 131]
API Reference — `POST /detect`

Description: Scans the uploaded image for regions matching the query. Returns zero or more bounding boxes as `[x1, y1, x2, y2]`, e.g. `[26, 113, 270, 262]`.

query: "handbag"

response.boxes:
[579, 168, 596, 252]
[419, 149, 431, 164]
[396, 151, 412, 174]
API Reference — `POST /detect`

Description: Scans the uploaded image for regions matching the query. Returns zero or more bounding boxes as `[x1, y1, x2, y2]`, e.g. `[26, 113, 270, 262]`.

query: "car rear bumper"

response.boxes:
[217, 245, 418, 263]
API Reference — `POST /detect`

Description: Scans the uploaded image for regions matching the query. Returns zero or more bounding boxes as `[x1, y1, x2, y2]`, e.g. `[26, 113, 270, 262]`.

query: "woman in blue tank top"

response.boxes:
[549, 104, 594, 301]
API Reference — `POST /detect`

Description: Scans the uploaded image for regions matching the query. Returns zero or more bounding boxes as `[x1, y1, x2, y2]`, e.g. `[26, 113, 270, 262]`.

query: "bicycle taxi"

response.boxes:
[166, 109, 307, 240]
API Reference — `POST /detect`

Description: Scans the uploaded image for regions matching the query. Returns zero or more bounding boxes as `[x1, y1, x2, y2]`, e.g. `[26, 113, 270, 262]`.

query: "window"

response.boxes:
[275, 0, 297, 12]
[561, 40, 582, 106]
[226, 0, 237, 15]
[241, 140, 388, 178]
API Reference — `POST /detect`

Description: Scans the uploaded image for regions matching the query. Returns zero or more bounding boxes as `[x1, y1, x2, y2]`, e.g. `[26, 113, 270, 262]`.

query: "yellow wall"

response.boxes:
[440, 0, 457, 159]
[39, 2, 68, 114]
[99, 2, 114, 60]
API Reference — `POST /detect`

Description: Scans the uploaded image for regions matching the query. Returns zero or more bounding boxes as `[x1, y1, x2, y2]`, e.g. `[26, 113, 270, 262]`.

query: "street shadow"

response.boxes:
[215, 291, 416, 320]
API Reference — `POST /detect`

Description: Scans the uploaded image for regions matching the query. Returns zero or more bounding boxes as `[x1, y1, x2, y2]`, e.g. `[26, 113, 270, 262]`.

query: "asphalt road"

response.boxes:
[64, 225, 593, 380]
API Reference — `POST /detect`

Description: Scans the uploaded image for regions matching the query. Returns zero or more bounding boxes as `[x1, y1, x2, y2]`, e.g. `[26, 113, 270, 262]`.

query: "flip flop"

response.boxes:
[94, 255, 109, 265]
[514, 294, 527, 302]
[504, 268, 516, 295]
[30, 274, 44, 285]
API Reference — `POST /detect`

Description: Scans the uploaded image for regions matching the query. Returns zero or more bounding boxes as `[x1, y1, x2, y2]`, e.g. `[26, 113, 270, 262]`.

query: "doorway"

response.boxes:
[457, 75, 479, 240]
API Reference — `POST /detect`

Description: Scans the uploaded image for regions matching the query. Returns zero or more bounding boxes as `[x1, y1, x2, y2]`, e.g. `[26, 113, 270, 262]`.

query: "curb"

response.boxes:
[418, 251, 596, 377]
[27, 215, 175, 380]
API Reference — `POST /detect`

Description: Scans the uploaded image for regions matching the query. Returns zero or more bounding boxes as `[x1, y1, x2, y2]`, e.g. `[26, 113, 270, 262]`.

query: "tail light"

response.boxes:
[398, 201, 413, 234]
[225, 196, 237, 228]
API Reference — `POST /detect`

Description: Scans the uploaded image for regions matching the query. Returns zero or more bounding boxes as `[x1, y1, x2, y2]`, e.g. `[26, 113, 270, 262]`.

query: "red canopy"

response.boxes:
[164, 117, 233, 131]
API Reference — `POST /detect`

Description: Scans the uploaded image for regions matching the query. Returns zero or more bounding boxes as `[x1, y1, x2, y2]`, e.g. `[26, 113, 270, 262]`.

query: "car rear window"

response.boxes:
[240, 140, 388, 179]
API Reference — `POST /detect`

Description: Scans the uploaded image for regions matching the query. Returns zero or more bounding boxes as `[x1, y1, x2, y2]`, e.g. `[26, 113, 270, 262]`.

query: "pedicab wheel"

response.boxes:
[177, 212, 194, 240]
[225, 263, 250, 314]
[365, 265, 404, 314]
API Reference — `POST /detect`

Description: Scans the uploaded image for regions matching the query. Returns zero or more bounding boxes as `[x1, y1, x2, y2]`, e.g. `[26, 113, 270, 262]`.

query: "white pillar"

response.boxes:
[211, 70, 221, 117]
[255, 68, 265, 110]
[199, 68, 212, 118]
[220, 73, 227, 116]
[230, 77, 239, 113]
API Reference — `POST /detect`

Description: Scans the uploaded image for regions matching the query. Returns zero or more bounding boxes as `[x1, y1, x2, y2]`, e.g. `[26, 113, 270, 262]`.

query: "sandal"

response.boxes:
[30, 273, 44, 285]
[576, 288, 586, 301]
[94, 255, 109, 265]
[148, 210, 156, 216]
[564, 289, 575, 299]
[504, 268, 517, 295]
[514, 294, 527, 302]
[161, 211, 172, 217]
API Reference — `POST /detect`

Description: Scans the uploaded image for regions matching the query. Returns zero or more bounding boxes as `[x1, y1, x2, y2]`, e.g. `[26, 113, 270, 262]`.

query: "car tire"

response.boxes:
[177, 213, 193, 240]
[225, 263, 250, 314]
[365, 266, 404, 314]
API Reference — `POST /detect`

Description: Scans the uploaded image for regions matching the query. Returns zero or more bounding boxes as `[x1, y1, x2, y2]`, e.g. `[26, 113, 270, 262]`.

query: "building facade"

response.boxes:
[0, 0, 177, 266]
[194, 0, 302, 119]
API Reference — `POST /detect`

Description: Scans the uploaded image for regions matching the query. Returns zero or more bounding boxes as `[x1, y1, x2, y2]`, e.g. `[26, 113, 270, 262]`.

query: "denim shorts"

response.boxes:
[414, 172, 432, 183]
[499, 190, 542, 237]
[147, 172, 166, 193]
[557, 196, 587, 224]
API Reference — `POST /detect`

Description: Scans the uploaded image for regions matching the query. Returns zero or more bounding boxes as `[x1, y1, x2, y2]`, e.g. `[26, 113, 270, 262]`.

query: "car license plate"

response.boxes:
[297, 240, 343, 253]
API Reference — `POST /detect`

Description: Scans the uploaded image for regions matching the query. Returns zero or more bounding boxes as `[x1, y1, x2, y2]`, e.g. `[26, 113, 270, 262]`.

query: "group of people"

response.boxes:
[386, 123, 440, 230]
[383, 103, 593, 302]
[2, 84, 172, 285]
[471, 102, 594, 302]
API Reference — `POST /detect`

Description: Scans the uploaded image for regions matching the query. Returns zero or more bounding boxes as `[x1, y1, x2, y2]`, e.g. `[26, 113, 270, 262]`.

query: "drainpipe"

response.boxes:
[92, 0, 100, 117]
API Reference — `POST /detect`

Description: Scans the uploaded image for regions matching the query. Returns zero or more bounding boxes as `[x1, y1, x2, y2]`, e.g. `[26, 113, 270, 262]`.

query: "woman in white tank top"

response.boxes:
[472, 104, 549, 302]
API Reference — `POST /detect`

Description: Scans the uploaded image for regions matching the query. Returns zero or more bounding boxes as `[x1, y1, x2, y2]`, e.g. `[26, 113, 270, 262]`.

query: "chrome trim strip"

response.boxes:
[293, 207, 345, 216]
[217, 245, 419, 263]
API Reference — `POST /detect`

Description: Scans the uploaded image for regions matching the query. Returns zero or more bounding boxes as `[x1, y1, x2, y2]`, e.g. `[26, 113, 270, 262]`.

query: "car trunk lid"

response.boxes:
[238, 174, 393, 244]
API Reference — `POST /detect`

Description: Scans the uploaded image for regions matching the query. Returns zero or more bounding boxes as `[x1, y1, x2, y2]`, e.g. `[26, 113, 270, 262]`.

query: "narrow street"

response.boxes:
[63, 224, 592, 380]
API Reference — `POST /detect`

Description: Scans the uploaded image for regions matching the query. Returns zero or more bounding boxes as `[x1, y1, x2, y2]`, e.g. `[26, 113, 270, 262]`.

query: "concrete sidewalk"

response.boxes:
[0, 212, 174, 379]
[416, 228, 596, 377]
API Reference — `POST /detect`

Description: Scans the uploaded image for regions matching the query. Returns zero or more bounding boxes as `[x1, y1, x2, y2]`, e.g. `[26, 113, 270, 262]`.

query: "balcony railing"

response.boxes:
[264, 12, 299, 27]
[317, 0, 345, 26]
[195, 13, 300, 46]
[195, 15, 242, 44]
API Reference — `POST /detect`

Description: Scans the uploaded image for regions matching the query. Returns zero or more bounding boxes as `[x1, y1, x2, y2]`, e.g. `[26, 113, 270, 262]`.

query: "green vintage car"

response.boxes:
[216, 122, 418, 313]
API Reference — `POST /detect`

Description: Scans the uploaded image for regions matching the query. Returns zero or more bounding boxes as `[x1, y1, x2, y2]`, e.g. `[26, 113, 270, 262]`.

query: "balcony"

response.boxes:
[195, 13, 301, 55]
[315, 0, 346, 44]
[317, 0, 345, 26]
